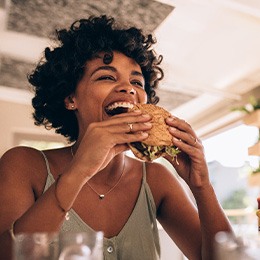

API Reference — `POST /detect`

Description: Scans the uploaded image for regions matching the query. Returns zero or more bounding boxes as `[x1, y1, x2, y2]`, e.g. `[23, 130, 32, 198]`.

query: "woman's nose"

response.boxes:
[116, 85, 136, 95]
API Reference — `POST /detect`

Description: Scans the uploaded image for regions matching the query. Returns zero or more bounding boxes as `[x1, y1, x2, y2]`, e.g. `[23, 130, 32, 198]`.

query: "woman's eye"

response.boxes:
[97, 75, 115, 81]
[132, 81, 144, 88]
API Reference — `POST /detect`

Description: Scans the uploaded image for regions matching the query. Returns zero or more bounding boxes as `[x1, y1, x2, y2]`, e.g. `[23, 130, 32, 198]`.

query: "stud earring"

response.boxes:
[71, 105, 75, 109]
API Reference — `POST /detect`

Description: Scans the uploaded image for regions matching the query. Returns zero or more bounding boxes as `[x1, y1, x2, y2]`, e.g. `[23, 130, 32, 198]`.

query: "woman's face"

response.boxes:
[71, 51, 147, 130]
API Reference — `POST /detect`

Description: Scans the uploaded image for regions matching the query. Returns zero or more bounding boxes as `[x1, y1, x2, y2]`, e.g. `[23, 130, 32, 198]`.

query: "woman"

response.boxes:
[0, 15, 232, 259]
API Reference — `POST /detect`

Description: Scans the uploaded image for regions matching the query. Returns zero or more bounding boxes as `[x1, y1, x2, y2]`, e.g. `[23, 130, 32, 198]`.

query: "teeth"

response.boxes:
[106, 102, 134, 111]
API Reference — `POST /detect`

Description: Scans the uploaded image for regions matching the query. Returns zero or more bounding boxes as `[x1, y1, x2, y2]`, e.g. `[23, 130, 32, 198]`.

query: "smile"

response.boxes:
[105, 102, 134, 116]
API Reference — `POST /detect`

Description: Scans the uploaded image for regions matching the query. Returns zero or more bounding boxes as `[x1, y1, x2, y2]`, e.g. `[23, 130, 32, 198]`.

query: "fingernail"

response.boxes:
[169, 127, 176, 132]
[142, 114, 151, 118]
[141, 132, 149, 137]
[144, 122, 152, 127]
[168, 117, 176, 121]
[133, 109, 141, 113]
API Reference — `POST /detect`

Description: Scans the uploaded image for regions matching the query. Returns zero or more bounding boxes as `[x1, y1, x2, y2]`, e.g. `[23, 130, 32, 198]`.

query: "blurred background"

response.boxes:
[0, 0, 260, 259]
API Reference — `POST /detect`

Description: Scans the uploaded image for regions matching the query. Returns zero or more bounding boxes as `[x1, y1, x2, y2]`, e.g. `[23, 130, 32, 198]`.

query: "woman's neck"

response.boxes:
[91, 153, 126, 184]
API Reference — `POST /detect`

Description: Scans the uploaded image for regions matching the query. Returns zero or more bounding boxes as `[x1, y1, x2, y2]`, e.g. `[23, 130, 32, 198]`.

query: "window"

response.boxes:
[203, 124, 259, 235]
[13, 130, 67, 150]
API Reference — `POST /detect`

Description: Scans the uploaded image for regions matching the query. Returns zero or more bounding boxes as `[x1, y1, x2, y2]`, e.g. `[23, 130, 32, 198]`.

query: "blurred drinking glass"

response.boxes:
[58, 231, 103, 260]
[214, 231, 260, 260]
[13, 232, 59, 260]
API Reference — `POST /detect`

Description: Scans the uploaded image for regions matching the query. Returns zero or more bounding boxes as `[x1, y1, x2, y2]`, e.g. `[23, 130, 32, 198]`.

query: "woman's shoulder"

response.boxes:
[144, 160, 183, 207]
[1, 145, 70, 172]
[0, 146, 46, 178]
[1, 146, 44, 166]
[145, 160, 179, 182]
[127, 157, 180, 184]
[0, 146, 49, 196]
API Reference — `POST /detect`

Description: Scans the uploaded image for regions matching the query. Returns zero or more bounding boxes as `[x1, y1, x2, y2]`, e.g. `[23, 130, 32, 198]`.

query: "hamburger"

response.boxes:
[128, 104, 180, 162]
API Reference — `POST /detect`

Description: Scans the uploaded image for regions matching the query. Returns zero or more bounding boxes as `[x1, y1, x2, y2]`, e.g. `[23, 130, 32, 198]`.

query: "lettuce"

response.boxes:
[165, 146, 180, 158]
[140, 143, 180, 161]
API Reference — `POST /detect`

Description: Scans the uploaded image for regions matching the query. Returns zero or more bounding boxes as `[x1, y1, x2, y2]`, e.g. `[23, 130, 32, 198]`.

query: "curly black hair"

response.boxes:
[28, 15, 164, 142]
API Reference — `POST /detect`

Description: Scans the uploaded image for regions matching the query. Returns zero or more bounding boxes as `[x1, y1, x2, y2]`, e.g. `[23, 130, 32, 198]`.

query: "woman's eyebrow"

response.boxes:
[90, 66, 116, 76]
[90, 66, 144, 80]
[131, 70, 144, 79]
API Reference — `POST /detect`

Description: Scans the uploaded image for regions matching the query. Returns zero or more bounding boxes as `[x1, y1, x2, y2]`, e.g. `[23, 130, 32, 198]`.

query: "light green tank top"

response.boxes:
[41, 152, 160, 259]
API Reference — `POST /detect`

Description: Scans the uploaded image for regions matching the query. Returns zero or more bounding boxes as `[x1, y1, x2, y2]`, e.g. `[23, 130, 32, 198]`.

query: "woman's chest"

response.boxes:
[71, 179, 142, 238]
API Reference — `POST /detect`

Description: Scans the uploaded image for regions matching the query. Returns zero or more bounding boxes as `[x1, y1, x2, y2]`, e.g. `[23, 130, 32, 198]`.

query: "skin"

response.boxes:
[0, 52, 232, 260]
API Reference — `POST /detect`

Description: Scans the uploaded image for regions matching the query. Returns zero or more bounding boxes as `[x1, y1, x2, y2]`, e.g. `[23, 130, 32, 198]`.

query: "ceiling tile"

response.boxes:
[7, 0, 174, 37]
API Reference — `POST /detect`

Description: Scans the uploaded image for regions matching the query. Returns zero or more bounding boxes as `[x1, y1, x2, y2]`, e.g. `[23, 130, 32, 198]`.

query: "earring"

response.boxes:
[71, 105, 75, 109]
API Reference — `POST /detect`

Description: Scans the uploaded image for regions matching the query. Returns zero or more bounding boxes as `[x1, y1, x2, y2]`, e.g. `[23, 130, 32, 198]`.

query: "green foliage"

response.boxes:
[252, 165, 260, 174]
[222, 189, 251, 223]
[222, 189, 249, 209]
[232, 96, 260, 114]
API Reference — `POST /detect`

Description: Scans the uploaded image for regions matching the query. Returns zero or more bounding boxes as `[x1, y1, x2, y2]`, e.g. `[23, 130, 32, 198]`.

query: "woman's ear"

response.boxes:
[64, 95, 76, 110]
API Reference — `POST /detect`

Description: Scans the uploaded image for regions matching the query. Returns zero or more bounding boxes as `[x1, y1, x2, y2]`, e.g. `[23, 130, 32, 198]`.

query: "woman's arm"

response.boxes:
[189, 182, 233, 259]
[151, 115, 233, 259]
[0, 111, 153, 259]
[148, 162, 232, 260]
[0, 147, 87, 259]
[147, 162, 203, 259]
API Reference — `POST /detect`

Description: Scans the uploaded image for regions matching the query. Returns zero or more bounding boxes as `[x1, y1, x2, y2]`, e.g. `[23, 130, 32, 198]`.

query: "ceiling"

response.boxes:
[1, 0, 260, 138]
[156, 0, 260, 137]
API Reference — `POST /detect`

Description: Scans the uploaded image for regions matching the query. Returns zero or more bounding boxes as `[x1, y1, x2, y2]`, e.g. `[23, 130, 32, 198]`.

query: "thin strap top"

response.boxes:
[41, 151, 160, 260]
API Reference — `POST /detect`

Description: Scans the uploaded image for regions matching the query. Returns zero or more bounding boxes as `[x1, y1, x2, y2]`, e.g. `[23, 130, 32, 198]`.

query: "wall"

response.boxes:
[0, 88, 66, 156]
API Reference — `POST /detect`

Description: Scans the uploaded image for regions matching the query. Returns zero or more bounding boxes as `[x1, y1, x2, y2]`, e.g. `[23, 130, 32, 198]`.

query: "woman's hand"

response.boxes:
[165, 116, 210, 189]
[69, 111, 152, 181]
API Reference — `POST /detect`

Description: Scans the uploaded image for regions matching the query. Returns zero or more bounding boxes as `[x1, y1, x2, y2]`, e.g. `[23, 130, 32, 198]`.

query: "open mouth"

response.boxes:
[105, 102, 134, 116]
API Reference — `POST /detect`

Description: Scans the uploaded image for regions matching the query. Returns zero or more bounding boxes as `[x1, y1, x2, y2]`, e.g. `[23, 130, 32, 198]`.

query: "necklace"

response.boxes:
[70, 146, 125, 200]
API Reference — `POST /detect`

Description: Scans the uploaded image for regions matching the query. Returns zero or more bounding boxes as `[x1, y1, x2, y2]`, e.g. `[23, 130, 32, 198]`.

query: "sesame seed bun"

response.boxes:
[128, 104, 179, 161]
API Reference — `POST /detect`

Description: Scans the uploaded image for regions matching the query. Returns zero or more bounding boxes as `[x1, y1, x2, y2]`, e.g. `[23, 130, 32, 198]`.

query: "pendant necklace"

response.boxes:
[70, 146, 125, 200]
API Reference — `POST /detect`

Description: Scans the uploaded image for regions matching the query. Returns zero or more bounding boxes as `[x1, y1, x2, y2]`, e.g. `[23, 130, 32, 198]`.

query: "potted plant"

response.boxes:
[238, 96, 260, 127]
[233, 96, 260, 186]
[248, 164, 260, 186]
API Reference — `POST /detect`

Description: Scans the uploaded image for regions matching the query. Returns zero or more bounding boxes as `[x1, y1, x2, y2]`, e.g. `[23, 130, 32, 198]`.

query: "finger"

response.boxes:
[111, 110, 142, 118]
[168, 127, 199, 146]
[172, 137, 202, 158]
[127, 123, 134, 133]
[109, 131, 149, 145]
[166, 117, 196, 136]
[167, 117, 200, 146]
[191, 136, 199, 146]
[102, 113, 152, 127]
[96, 120, 152, 135]
[125, 121, 152, 134]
